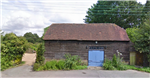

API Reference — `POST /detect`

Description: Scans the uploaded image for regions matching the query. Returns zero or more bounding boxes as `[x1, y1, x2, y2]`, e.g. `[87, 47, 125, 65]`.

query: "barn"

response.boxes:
[43, 23, 130, 66]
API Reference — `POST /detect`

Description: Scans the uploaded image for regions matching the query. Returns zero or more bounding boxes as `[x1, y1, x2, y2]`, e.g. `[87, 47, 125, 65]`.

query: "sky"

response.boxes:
[0, 0, 147, 37]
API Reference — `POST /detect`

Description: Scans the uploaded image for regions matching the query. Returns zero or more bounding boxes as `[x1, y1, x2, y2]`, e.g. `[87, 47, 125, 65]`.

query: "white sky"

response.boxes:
[0, 0, 147, 37]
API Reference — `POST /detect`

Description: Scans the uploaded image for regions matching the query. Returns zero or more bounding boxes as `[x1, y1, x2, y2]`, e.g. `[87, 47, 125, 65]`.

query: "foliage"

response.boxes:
[24, 32, 43, 43]
[72, 65, 87, 70]
[142, 0, 150, 22]
[84, 1, 145, 29]
[103, 58, 116, 70]
[112, 54, 117, 67]
[126, 27, 140, 43]
[41, 26, 49, 39]
[45, 60, 58, 70]
[103, 53, 127, 70]
[64, 53, 82, 69]
[56, 60, 65, 70]
[25, 42, 40, 52]
[125, 65, 150, 73]
[35, 43, 45, 65]
[134, 18, 150, 53]
[1, 33, 28, 71]
[33, 63, 41, 71]
[34, 54, 87, 71]
[1, 33, 27, 64]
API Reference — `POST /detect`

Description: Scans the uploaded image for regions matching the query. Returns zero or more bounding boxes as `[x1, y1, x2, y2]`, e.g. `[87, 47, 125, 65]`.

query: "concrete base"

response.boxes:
[88, 66, 103, 70]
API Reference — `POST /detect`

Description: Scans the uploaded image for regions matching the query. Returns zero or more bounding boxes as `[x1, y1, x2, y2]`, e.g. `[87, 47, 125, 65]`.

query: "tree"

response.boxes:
[24, 32, 42, 43]
[84, 1, 144, 28]
[141, 0, 150, 23]
[126, 27, 140, 43]
[41, 26, 49, 39]
[134, 18, 150, 54]
[143, 0, 150, 14]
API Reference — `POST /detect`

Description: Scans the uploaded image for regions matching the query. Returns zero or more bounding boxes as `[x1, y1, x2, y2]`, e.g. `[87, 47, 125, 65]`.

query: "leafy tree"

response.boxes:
[1, 33, 28, 70]
[134, 18, 150, 54]
[41, 26, 49, 39]
[84, 1, 144, 28]
[2, 33, 28, 60]
[143, 0, 150, 14]
[126, 27, 140, 43]
[24, 32, 42, 43]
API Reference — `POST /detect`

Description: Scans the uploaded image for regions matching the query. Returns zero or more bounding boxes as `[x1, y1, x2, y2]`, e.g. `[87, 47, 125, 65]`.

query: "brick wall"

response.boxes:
[44, 40, 130, 62]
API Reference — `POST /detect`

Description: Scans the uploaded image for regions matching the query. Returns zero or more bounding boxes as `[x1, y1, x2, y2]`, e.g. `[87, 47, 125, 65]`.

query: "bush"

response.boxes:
[103, 53, 127, 70]
[103, 58, 116, 70]
[64, 53, 82, 70]
[33, 63, 41, 71]
[45, 60, 58, 70]
[35, 43, 45, 65]
[34, 53, 86, 71]
[56, 60, 65, 70]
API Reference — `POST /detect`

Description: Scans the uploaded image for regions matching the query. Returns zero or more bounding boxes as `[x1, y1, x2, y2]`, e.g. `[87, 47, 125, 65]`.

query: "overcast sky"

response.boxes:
[0, 0, 147, 37]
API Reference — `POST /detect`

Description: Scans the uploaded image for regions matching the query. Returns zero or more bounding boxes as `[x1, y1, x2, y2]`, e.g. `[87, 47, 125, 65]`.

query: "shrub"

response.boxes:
[45, 60, 58, 70]
[112, 54, 117, 67]
[56, 60, 65, 70]
[103, 53, 127, 70]
[34, 53, 86, 71]
[103, 58, 116, 70]
[35, 43, 45, 65]
[64, 54, 82, 70]
[33, 63, 41, 71]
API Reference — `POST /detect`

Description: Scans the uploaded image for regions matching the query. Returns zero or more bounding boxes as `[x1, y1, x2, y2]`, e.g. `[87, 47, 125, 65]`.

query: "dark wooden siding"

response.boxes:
[44, 40, 130, 62]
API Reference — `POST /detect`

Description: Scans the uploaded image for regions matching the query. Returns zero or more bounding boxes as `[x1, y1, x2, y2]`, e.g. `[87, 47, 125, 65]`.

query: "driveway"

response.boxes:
[22, 53, 36, 65]
[1, 65, 150, 78]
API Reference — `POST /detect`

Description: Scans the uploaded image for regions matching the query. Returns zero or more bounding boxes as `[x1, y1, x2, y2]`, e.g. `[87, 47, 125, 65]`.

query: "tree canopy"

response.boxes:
[84, 0, 146, 29]
[24, 32, 42, 43]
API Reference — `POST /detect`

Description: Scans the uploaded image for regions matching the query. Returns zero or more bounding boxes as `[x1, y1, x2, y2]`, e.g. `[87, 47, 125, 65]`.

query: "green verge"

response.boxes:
[1, 61, 26, 71]
[125, 65, 150, 73]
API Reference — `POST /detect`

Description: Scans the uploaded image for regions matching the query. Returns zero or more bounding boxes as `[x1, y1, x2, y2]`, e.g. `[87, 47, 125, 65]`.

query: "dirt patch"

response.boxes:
[22, 53, 36, 65]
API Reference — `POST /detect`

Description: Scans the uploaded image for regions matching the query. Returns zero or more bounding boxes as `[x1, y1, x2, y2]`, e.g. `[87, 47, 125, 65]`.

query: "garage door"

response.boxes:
[88, 50, 104, 66]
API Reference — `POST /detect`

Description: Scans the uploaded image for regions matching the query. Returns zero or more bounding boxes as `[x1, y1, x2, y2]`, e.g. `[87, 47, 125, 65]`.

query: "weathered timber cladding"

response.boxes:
[44, 40, 130, 62]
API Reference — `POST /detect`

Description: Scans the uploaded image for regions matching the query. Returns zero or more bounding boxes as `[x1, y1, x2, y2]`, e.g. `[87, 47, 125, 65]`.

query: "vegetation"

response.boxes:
[1, 33, 28, 71]
[103, 53, 127, 70]
[84, 1, 146, 28]
[126, 17, 150, 62]
[35, 43, 45, 65]
[24, 32, 43, 43]
[33, 54, 87, 71]
[125, 65, 150, 73]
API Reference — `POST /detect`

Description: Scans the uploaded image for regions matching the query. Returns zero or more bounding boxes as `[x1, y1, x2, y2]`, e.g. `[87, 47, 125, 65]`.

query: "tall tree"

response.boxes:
[141, 0, 150, 23]
[84, 0, 144, 28]
[24, 32, 42, 43]
[143, 0, 150, 14]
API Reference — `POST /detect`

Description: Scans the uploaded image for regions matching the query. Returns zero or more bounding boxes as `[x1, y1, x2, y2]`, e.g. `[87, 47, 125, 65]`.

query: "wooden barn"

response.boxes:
[43, 23, 130, 66]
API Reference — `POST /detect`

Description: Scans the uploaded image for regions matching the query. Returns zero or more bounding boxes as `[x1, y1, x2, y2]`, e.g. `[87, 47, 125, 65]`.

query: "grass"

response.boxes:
[125, 65, 150, 73]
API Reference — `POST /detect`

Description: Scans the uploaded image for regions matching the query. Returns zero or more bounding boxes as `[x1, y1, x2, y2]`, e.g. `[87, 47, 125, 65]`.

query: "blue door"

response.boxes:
[88, 50, 104, 66]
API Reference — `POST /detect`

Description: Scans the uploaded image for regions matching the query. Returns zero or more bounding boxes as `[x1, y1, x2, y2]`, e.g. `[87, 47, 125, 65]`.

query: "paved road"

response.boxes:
[1, 65, 150, 78]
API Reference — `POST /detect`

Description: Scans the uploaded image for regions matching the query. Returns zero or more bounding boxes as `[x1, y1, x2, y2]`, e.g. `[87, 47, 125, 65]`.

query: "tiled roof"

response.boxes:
[43, 23, 130, 41]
